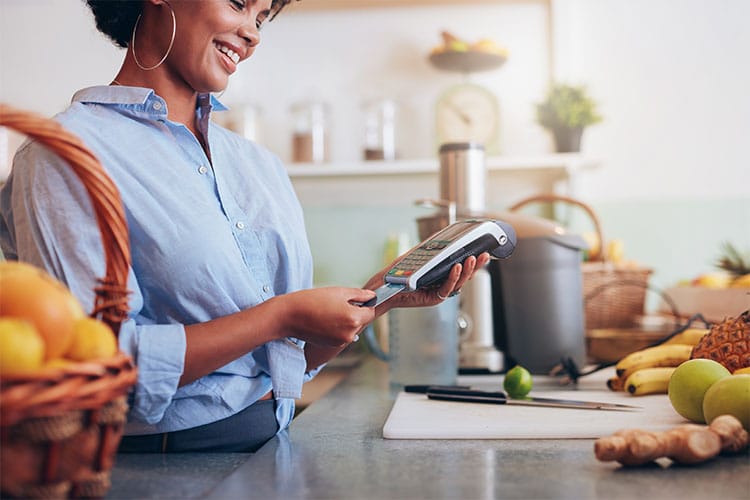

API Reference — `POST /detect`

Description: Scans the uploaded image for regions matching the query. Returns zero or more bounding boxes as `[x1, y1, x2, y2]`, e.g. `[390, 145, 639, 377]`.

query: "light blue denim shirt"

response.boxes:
[0, 86, 316, 435]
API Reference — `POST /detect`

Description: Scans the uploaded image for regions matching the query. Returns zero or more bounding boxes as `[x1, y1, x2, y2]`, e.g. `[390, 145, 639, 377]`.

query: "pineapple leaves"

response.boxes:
[715, 241, 750, 277]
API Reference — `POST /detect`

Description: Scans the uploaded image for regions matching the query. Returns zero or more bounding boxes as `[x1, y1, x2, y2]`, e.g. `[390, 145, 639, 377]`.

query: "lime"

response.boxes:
[503, 365, 533, 399]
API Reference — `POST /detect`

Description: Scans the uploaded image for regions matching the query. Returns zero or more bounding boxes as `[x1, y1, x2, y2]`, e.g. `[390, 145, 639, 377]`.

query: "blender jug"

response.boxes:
[363, 298, 460, 388]
[490, 231, 588, 374]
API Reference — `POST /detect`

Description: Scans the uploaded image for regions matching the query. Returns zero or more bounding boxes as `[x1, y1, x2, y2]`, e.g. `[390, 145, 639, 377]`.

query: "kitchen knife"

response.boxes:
[423, 386, 641, 411]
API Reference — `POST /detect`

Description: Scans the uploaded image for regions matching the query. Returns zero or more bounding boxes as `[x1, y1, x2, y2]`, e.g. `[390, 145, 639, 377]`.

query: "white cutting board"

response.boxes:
[383, 369, 686, 439]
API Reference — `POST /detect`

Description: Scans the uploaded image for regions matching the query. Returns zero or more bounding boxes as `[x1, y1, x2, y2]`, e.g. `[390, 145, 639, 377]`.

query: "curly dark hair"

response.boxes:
[84, 0, 300, 48]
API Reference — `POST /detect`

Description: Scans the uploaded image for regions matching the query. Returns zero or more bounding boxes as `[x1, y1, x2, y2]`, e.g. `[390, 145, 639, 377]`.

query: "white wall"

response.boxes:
[2, 0, 748, 200]
[552, 0, 750, 202]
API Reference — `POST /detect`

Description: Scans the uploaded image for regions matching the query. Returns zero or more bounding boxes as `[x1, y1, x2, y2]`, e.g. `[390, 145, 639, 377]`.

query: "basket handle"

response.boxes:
[508, 193, 606, 262]
[0, 104, 131, 335]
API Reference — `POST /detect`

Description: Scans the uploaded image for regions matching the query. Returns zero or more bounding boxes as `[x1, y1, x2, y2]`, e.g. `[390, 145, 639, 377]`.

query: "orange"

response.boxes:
[0, 261, 85, 360]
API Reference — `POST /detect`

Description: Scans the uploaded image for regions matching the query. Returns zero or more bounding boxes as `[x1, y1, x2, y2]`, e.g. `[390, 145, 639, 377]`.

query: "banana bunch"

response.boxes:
[608, 328, 708, 396]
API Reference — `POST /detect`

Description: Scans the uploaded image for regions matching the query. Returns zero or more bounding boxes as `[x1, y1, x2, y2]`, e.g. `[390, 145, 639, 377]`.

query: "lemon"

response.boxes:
[65, 317, 117, 361]
[606, 239, 625, 265]
[503, 365, 533, 399]
[0, 318, 46, 376]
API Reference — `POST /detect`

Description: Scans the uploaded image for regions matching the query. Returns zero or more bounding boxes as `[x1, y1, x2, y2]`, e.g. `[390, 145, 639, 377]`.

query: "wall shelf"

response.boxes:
[287, 153, 599, 207]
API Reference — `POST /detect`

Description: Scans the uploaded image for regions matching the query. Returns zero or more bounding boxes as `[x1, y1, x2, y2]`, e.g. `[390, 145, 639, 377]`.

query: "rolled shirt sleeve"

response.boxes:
[118, 320, 186, 424]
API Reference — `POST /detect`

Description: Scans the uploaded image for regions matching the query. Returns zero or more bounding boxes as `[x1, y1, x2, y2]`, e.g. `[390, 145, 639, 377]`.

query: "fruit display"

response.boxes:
[430, 30, 509, 57]
[665, 243, 749, 322]
[608, 310, 750, 398]
[594, 414, 748, 467]
[690, 310, 750, 372]
[681, 242, 750, 289]
[0, 261, 118, 377]
[428, 31, 508, 73]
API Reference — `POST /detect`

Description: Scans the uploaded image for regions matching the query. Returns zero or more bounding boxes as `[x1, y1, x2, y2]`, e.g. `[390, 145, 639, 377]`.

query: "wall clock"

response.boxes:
[435, 82, 500, 153]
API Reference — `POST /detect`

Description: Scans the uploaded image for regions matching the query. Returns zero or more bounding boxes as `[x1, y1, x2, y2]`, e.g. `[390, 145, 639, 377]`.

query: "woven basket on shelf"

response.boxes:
[0, 105, 137, 499]
[509, 194, 653, 330]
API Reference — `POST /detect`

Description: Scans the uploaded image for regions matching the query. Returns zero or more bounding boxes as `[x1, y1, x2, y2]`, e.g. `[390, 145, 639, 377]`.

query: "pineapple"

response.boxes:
[690, 310, 750, 372]
[715, 242, 750, 287]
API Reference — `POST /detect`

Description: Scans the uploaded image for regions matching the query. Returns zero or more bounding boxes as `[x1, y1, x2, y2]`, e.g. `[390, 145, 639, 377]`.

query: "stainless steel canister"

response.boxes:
[439, 142, 486, 213]
[436, 142, 503, 373]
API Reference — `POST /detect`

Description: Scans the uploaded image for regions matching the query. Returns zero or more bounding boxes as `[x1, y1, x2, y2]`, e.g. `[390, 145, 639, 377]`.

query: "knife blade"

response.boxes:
[422, 386, 641, 411]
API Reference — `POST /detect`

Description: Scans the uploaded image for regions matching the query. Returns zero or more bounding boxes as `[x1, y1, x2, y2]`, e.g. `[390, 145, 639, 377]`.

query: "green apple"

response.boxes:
[668, 359, 731, 423]
[703, 374, 750, 431]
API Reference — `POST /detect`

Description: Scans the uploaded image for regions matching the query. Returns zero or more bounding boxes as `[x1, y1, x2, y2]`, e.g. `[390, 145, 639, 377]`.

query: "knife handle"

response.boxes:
[426, 387, 508, 404]
[403, 385, 471, 394]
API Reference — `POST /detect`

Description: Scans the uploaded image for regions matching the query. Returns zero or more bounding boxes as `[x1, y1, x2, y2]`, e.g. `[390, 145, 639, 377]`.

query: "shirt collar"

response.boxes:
[71, 85, 228, 117]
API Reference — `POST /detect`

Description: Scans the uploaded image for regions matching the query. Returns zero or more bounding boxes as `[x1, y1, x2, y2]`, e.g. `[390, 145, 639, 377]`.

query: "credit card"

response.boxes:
[359, 283, 406, 308]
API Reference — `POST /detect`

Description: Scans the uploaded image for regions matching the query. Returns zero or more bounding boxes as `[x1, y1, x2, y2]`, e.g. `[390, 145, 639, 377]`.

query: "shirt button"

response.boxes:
[198, 165, 208, 174]
[235, 221, 245, 230]
[263, 285, 270, 293]
[153, 102, 163, 110]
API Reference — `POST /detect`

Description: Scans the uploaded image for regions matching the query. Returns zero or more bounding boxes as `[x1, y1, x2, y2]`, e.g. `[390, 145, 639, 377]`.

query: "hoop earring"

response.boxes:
[131, 1, 176, 71]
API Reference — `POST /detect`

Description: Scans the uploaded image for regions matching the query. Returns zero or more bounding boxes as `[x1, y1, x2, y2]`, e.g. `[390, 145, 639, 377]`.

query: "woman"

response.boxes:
[0, 0, 488, 452]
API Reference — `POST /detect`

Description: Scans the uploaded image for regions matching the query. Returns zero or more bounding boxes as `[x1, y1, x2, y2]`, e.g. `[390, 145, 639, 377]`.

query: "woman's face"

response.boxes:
[157, 0, 274, 93]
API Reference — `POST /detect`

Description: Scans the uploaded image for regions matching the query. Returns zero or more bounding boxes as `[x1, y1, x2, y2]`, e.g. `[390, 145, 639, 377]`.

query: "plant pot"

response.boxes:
[552, 126, 584, 153]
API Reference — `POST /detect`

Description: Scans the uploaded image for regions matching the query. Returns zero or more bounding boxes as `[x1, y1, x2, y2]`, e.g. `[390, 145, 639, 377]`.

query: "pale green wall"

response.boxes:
[304, 197, 750, 311]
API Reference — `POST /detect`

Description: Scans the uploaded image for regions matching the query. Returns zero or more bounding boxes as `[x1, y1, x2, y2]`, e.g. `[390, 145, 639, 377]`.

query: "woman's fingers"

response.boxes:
[437, 260, 464, 299]
[438, 252, 490, 299]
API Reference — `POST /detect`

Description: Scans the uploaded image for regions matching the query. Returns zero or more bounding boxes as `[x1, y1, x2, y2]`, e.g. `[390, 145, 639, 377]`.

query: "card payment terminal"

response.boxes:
[362, 219, 516, 307]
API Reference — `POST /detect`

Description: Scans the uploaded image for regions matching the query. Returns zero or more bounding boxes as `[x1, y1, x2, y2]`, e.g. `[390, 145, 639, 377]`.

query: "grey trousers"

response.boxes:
[118, 399, 279, 453]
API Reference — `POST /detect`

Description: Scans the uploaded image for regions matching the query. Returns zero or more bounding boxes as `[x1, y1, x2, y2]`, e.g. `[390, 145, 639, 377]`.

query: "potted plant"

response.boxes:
[536, 84, 602, 152]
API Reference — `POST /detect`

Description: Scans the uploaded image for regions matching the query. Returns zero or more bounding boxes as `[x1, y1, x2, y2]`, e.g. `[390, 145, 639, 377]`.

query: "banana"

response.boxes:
[663, 328, 709, 346]
[607, 376, 625, 392]
[615, 344, 693, 379]
[624, 367, 677, 396]
[733, 366, 750, 375]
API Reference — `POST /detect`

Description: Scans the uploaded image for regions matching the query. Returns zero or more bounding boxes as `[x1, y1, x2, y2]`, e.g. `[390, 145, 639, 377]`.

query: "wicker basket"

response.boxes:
[509, 194, 653, 330]
[0, 105, 137, 499]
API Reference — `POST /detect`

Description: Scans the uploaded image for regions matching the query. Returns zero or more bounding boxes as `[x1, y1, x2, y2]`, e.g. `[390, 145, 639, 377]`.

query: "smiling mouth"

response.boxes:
[215, 43, 240, 64]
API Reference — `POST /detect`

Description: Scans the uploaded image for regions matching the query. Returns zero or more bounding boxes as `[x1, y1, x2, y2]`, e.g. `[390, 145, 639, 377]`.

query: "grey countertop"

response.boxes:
[109, 358, 750, 499]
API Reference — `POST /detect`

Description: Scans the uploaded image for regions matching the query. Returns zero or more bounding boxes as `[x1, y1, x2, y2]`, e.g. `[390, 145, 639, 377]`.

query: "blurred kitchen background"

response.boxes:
[1, 0, 748, 305]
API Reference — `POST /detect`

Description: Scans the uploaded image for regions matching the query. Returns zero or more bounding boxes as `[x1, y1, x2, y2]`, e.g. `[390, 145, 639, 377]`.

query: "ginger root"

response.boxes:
[594, 414, 749, 467]
[708, 414, 750, 454]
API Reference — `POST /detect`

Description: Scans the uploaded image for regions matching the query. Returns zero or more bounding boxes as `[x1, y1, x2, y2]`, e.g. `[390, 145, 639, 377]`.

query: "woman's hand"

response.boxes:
[275, 287, 376, 347]
[274, 287, 376, 371]
[362, 252, 492, 313]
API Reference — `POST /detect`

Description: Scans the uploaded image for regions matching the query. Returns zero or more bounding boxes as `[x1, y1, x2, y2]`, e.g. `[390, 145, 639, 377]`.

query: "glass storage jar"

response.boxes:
[290, 101, 329, 164]
[362, 98, 397, 161]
